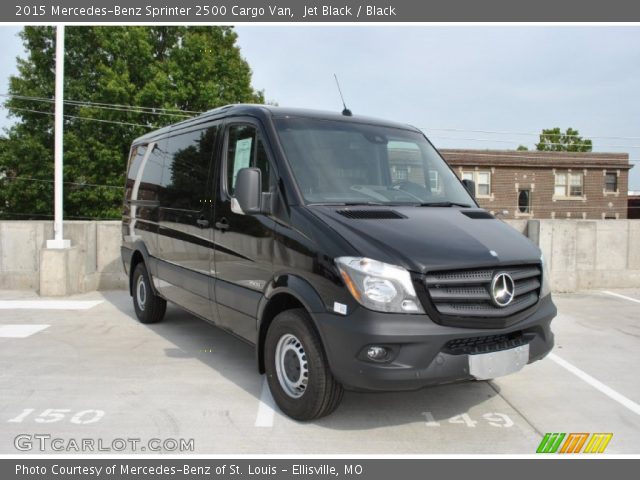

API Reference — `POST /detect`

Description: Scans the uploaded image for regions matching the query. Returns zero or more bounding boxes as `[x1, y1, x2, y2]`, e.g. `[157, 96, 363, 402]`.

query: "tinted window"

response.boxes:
[226, 124, 272, 195]
[137, 140, 165, 202]
[125, 145, 147, 199]
[159, 126, 218, 210]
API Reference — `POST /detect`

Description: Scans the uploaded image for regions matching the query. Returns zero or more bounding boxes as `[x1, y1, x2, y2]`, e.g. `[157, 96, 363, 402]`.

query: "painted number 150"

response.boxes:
[8, 409, 105, 424]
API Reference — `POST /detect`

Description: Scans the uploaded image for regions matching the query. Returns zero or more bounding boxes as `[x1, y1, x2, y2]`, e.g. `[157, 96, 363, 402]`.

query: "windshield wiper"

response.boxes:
[416, 201, 471, 208]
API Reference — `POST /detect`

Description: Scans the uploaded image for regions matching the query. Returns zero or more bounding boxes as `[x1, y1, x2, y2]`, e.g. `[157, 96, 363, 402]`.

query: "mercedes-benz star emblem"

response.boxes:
[491, 272, 515, 307]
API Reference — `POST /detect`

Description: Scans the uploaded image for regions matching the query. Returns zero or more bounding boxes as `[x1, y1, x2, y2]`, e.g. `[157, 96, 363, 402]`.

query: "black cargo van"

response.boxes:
[121, 105, 556, 420]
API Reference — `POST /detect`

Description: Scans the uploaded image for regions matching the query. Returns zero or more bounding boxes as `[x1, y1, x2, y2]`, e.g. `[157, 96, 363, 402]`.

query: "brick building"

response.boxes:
[440, 149, 631, 220]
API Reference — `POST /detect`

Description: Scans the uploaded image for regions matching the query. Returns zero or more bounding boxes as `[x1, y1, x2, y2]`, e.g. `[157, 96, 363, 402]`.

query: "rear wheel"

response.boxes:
[265, 309, 343, 421]
[132, 262, 166, 324]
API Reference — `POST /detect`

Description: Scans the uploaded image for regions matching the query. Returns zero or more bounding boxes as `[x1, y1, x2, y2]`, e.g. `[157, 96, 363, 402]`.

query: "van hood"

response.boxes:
[307, 206, 541, 273]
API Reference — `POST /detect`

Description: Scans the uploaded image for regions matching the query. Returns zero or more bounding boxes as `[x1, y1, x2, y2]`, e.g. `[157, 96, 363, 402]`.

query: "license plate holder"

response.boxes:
[468, 344, 529, 380]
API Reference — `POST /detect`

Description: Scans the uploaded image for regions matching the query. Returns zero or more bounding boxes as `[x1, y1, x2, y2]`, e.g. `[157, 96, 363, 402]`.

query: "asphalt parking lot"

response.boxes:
[0, 288, 638, 454]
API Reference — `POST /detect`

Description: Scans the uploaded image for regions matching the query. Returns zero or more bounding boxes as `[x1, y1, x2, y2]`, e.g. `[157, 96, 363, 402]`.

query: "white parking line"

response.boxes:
[0, 300, 103, 310]
[254, 378, 277, 427]
[602, 291, 640, 304]
[0, 325, 50, 338]
[548, 353, 640, 416]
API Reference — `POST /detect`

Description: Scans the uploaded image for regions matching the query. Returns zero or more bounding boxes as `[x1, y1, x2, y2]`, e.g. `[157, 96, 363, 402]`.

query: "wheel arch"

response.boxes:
[128, 241, 156, 297]
[256, 275, 327, 373]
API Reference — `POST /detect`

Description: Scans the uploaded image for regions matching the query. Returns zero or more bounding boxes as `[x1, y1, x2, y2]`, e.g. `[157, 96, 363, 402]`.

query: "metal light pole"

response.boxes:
[47, 25, 70, 249]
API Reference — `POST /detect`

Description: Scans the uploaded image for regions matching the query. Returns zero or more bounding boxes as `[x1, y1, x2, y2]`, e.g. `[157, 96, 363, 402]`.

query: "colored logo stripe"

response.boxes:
[583, 433, 613, 454]
[560, 433, 589, 453]
[537, 433, 565, 453]
[536, 433, 613, 453]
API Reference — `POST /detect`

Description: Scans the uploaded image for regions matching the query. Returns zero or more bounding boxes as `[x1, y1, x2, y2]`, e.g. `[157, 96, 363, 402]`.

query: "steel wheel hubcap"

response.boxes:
[275, 333, 308, 398]
[136, 276, 147, 311]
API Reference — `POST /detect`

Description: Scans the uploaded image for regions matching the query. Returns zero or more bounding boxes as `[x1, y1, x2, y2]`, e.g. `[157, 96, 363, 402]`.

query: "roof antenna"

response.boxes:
[334, 74, 352, 116]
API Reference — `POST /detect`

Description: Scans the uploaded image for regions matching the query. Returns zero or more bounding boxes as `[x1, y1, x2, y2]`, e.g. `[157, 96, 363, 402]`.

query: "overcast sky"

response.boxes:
[2, 26, 640, 189]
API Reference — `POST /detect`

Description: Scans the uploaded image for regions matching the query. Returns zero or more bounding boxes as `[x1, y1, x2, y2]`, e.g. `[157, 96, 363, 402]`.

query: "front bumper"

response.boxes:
[314, 295, 556, 391]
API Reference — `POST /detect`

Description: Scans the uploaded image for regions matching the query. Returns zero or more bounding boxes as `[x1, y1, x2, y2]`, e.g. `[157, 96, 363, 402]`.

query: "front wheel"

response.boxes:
[265, 309, 343, 421]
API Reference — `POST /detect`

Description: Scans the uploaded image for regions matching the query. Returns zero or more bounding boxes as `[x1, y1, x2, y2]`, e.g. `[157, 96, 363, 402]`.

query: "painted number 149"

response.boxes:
[422, 412, 514, 428]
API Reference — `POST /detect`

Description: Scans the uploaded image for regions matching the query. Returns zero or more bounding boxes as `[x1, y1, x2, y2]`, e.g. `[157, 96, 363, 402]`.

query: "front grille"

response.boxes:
[425, 264, 541, 318]
[444, 331, 527, 355]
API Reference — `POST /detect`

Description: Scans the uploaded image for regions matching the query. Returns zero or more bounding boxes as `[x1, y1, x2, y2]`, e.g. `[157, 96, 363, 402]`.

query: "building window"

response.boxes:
[462, 170, 491, 197]
[605, 172, 618, 193]
[518, 189, 531, 214]
[554, 172, 584, 198]
[554, 173, 567, 196]
[569, 173, 583, 196]
[477, 172, 491, 196]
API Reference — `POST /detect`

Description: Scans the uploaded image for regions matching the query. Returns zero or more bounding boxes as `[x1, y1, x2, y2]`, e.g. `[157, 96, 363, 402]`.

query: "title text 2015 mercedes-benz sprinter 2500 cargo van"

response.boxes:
[121, 105, 556, 420]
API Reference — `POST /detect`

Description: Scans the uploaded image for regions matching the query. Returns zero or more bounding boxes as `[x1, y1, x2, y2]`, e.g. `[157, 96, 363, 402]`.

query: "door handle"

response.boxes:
[196, 217, 209, 228]
[215, 218, 230, 231]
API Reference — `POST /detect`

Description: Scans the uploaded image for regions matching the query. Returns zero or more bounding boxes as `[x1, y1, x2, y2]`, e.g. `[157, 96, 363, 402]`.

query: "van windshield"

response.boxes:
[274, 117, 475, 206]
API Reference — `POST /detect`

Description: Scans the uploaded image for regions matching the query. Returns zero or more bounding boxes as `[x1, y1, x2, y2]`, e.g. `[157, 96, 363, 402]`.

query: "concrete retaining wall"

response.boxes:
[0, 221, 126, 293]
[537, 219, 640, 292]
[1, 219, 639, 294]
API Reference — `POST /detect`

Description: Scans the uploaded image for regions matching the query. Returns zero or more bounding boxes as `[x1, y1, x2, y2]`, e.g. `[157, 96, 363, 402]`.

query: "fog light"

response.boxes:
[367, 346, 389, 361]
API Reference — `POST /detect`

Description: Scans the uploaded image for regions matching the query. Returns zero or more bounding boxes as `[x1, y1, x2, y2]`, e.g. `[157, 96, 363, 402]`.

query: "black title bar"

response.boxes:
[4, 459, 640, 480]
[4, 0, 640, 22]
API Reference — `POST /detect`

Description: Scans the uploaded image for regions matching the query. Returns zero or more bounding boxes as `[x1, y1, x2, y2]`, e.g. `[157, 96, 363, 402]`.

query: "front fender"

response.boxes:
[258, 273, 326, 320]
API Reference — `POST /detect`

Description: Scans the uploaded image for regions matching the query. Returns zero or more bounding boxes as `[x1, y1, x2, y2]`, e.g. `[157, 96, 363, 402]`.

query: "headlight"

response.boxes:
[540, 254, 551, 298]
[335, 257, 425, 314]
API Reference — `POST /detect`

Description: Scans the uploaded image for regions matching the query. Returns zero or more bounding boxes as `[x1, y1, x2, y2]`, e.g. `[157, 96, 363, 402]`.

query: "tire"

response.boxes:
[132, 262, 166, 324]
[265, 309, 343, 421]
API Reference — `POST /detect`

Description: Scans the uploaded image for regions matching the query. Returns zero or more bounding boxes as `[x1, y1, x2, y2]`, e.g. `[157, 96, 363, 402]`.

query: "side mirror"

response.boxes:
[234, 168, 262, 215]
[462, 179, 476, 198]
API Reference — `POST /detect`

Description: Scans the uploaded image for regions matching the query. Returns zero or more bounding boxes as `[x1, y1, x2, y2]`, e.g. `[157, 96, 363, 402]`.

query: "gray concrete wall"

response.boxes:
[532, 219, 640, 292]
[0, 221, 126, 293]
[1, 219, 640, 294]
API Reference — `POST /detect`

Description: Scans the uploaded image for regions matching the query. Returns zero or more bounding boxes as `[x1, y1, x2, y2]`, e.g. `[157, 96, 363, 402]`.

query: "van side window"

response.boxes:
[136, 141, 165, 202]
[226, 124, 272, 195]
[159, 126, 218, 210]
[125, 145, 146, 199]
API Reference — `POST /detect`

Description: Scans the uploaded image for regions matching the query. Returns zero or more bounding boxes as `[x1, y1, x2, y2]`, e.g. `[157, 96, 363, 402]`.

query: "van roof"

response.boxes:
[131, 104, 420, 145]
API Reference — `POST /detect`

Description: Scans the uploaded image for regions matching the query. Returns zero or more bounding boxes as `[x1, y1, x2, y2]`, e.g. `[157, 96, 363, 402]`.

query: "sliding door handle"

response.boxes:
[215, 218, 230, 231]
[196, 218, 209, 228]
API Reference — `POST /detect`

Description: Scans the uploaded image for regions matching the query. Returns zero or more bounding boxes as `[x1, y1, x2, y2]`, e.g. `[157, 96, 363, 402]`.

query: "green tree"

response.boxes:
[0, 26, 265, 219]
[535, 127, 592, 152]
[516, 145, 529, 151]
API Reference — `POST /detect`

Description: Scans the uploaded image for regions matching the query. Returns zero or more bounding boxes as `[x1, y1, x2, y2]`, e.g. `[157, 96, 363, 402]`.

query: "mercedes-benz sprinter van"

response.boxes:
[121, 105, 556, 420]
